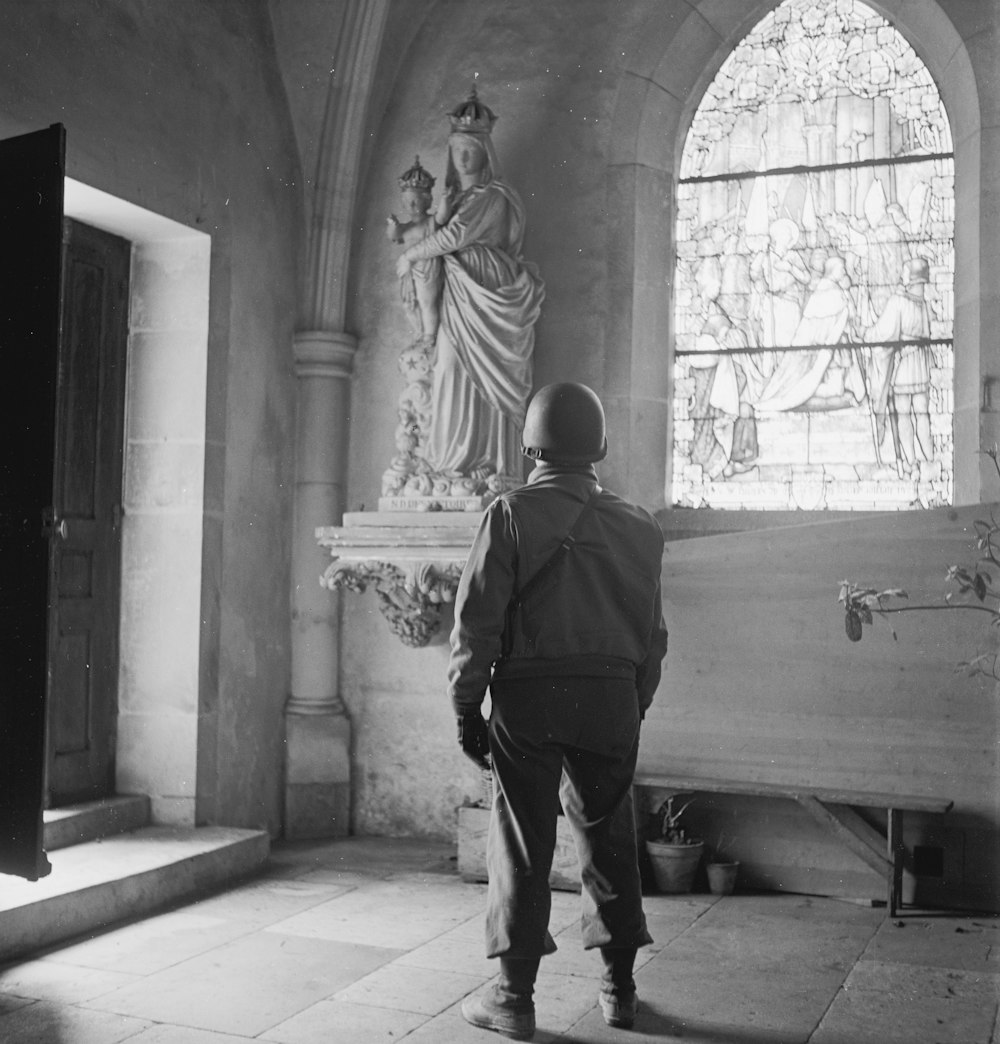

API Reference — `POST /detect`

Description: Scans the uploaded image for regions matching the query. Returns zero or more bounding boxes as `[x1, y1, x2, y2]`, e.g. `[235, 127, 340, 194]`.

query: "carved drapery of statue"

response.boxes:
[383, 88, 545, 510]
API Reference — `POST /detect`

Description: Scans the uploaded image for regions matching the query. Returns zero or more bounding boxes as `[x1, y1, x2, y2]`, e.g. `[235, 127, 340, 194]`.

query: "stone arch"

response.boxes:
[609, 0, 985, 506]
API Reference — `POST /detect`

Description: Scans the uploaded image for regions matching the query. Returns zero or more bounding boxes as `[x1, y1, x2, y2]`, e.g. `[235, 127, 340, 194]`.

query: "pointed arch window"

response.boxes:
[672, 0, 954, 510]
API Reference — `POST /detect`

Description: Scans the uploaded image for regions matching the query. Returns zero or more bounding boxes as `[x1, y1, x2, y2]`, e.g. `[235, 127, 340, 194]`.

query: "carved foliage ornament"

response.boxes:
[322, 559, 464, 647]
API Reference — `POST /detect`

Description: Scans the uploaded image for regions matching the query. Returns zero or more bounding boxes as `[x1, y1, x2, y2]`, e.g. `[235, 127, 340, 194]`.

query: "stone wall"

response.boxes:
[342, 0, 661, 839]
[0, 0, 300, 834]
[335, 0, 1000, 911]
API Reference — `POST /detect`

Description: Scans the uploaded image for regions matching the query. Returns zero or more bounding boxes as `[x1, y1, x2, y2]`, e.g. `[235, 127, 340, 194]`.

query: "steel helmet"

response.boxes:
[521, 382, 608, 464]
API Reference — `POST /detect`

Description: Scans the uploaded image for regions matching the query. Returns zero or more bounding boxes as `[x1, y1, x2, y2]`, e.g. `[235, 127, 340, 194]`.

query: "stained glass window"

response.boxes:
[672, 0, 955, 510]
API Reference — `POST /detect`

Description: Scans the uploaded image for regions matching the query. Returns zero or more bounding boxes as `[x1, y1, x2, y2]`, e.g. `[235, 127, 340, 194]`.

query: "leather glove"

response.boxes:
[457, 712, 491, 772]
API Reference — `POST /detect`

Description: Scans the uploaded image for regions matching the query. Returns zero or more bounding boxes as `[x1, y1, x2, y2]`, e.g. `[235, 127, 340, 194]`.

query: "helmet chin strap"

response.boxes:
[524, 438, 609, 463]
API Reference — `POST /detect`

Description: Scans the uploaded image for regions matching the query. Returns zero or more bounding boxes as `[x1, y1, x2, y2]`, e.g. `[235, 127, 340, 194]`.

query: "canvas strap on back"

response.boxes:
[499, 486, 601, 661]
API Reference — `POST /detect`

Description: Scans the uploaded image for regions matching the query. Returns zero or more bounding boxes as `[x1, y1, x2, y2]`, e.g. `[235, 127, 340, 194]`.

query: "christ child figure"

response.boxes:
[386, 156, 443, 344]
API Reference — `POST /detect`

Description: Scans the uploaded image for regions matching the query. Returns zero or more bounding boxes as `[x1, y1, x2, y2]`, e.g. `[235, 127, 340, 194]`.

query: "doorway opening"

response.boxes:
[63, 179, 211, 826]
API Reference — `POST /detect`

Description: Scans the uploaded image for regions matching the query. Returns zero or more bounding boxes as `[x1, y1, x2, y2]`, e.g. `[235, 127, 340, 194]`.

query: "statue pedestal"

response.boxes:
[316, 511, 480, 647]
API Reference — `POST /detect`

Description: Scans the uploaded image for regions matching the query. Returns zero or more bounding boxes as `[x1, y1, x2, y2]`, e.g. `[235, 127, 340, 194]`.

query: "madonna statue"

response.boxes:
[395, 87, 545, 498]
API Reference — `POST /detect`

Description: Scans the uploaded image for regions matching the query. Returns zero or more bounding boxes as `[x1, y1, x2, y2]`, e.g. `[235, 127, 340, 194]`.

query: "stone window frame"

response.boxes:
[607, 0, 984, 512]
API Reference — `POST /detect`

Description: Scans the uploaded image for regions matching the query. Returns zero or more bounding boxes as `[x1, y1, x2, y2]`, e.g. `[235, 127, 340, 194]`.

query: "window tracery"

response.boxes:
[672, 0, 955, 510]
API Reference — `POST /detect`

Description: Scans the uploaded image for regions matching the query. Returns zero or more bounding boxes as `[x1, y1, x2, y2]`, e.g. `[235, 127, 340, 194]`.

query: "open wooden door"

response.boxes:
[47, 218, 129, 805]
[0, 125, 65, 880]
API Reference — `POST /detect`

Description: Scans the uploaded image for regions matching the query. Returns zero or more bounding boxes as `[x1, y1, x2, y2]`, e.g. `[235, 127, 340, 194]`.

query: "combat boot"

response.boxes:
[461, 956, 539, 1040]
[598, 946, 638, 1028]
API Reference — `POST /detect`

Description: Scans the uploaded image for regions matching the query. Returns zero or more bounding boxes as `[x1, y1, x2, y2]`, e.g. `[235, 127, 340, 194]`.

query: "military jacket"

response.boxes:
[448, 463, 668, 716]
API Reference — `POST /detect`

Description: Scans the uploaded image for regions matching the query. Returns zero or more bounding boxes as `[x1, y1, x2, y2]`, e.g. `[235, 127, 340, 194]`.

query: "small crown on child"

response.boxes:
[398, 156, 436, 191]
[447, 85, 497, 135]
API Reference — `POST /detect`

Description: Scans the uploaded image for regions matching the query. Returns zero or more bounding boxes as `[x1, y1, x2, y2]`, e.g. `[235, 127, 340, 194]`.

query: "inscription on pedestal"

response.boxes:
[379, 495, 488, 513]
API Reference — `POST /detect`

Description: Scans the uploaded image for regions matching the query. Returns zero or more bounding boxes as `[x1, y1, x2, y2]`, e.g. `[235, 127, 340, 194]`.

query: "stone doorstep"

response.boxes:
[43, 794, 152, 851]
[0, 825, 270, 964]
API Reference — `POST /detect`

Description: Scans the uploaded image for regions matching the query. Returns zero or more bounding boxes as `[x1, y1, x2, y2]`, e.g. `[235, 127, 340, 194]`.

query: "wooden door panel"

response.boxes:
[47, 219, 129, 804]
[60, 257, 104, 516]
[51, 632, 91, 753]
[0, 124, 65, 880]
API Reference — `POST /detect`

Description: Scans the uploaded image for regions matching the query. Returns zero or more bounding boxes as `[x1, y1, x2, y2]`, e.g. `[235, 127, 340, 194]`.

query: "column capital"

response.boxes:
[294, 329, 358, 379]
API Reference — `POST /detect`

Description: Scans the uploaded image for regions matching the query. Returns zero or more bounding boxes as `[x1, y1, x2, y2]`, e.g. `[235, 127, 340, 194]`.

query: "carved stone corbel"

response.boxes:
[317, 512, 479, 648]
[321, 558, 464, 647]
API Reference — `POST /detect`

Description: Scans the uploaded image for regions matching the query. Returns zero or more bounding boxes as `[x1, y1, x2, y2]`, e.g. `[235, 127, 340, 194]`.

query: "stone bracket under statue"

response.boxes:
[317, 511, 479, 647]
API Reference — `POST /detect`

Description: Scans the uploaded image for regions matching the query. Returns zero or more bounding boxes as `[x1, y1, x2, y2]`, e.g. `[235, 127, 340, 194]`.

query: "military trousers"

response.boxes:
[484, 674, 653, 959]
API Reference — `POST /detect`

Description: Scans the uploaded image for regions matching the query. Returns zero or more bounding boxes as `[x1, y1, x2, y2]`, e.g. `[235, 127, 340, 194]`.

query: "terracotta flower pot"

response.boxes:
[645, 839, 704, 893]
[706, 860, 740, 895]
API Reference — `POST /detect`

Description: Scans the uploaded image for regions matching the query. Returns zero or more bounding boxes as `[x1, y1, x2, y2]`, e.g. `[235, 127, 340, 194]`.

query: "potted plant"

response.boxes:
[705, 834, 740, 896]
[644, 795, 704, 893]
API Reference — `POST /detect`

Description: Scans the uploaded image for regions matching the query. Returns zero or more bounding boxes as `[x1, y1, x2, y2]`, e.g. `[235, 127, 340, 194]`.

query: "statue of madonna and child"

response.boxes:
[381, 87, 545, 509]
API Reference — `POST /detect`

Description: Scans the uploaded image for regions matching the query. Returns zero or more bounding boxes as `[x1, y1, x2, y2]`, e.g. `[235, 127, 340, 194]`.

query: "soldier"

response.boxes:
[451, 383, 669, 1040]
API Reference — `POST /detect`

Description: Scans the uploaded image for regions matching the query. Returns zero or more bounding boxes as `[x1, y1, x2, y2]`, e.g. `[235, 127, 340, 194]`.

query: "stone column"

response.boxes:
[279, 0, 390, 839]
[285, 330, 355, 837]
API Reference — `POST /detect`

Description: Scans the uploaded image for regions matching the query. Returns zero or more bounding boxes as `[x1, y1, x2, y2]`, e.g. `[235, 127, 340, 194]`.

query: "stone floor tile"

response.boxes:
[0, 959, 141, 1004]
[187, 878, 352, 929]
[641, 892, 718, 948]
[552, 1008, 623, 1044]
[0, 999, 151, 1044]
[863, 915, 1000, 972]
[0, 992, 34, 1015]
[548, 890, 585, 933]
[643, 892, 717, 917]
[710, 892, 881, 926]
[260, 998, 429, 1043]
[280, 868, 374, 889]
[79, 933, 400, 1037]
[128, 1025, 259, 1042]
[545, 931, 606, 979]
[38, 907, 252, 976]
[265, 879, 485, 949]
[635, 954, 840, 1042]
[564, 1000, 805, 1043]
[395, 933, 498, 977]
[333, 961, 486, 1015]
[399, 1008, 560, 1043]
[664, 895, 878, 973]
[812, 960, 999, 1043]
[269, 837, 455, 879]
[393, 866, 479, 887]
[533, 969, 605, 1034]
[440, 909, 488, 942]
[844, 957, 1000, 1000]
[562, 1002, 691, 1044]
[438, 886, 599, 943]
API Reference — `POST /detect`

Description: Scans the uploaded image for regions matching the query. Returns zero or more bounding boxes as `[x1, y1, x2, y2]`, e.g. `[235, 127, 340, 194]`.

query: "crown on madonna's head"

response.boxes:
[398, 156, 435, 192]
[448, 85, 497, 135]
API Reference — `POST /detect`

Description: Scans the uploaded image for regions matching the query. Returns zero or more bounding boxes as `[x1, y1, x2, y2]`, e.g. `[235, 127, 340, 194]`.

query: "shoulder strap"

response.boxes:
[499, 486, 601, 660]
